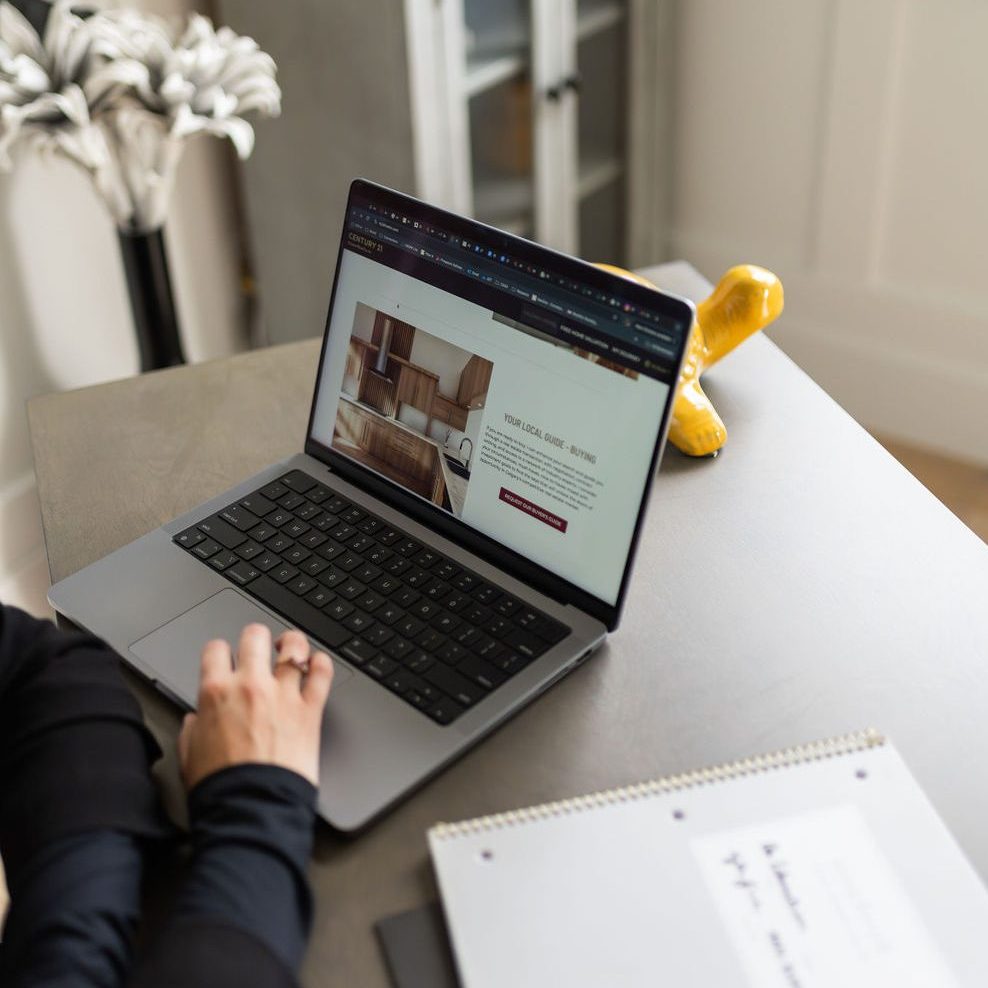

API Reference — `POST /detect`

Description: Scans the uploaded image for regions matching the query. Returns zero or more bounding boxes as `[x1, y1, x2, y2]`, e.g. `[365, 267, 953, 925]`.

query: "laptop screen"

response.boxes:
[309, 184, 690, 609]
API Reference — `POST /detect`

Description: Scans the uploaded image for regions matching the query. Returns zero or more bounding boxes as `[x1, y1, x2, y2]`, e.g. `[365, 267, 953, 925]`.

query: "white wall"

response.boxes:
[0, 0, 247, 612]
[670, 0, 988, 466]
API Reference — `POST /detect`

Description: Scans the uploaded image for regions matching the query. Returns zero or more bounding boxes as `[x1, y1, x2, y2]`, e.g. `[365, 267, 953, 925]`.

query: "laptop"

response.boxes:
[48, 180, 693, 831]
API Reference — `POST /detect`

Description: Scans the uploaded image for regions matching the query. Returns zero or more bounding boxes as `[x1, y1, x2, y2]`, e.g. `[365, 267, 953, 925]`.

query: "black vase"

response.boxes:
[117, 226, 186, 372]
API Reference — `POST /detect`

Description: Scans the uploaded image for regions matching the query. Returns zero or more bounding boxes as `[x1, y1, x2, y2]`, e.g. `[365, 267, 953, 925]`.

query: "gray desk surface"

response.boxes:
[29, 263, 988, 987]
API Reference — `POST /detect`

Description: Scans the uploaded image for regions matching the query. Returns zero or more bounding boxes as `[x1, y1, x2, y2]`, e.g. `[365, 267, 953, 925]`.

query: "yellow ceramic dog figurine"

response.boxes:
[596, 264, 784, 457]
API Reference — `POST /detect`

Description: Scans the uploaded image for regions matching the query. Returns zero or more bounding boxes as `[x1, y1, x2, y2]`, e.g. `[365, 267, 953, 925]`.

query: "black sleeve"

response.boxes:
[0, 603, 174, 986]
[129, 764, 318, 988]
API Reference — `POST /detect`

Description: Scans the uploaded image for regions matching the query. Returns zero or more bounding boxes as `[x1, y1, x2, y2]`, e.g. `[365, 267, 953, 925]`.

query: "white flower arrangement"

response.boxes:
[0, 0, 280, 230]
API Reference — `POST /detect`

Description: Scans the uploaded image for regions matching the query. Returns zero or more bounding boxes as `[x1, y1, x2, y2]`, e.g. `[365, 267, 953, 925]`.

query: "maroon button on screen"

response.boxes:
[498, 488, 568, 533]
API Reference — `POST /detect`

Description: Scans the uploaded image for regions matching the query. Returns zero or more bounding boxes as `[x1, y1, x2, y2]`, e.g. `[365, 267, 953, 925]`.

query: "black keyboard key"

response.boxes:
[323, 496, 350, 515]
[279, 492, 305, 511]
[405, 651, 435, 675]
[484, 616, 513, 639]
[299, 531, 328, 550]
[384, 669, 421, 696]
[266, 534, 293, 555]
[329, 523, 356, 542]
[249, 574, 350, 650]
[425, 580, 452, 601]
[343, 610, 373, 634]
[410, 599, 441, 621]
[208, 550, 238, 571]
[341, 506, 365, 524]
[284, 520, 310, 539]
[530, 617, 570, 645]
[198, 515, 247, 549]
[426, 697, 465, 725]
[453, 573, 479, 593]
[433, 612, 461, 635]
[306, 586, 335, 608]
[434, 561, 459, 581]
[311, 513, 340, 532]
[267, 510, 292, 528]
[354, 563, 381, 584]
[474, 584, 501, 606]
[454, 626, 481, 648]
[296, 501, 322, 521]
[240, 493, 277, 517]
[248, 523, 277, 543]
[377, 603, 404, 626]
[358, 517, 383, 535]
[413, 549, 440, 569]
[475, 638, 505, 661]
[424, 664, 486, 707]
[503, 628, 549, 660]
[280, 471, 317, 494]
[395, 539, 420, 557]
[372, 574, 402, 596]
[515, 609, 540, 629]
[357, 591, 384, 613]
[192, 539, 221, 560]
[226, 561, 261, 586]
[235, 540, 264, 561]
[367, 545, 392, 565]
[284, 546, 311, 565]
[378, 528, 402, 546]
[254, 552, 281, 572]
[438, 642, 468, 666]
[396, 615, 425, 639]
[219, 505, 260, 532]
[316, 541, 345, 562]
[367, 655, 398, 681]
[443, 592, 471, 612]
[405, 568, 432, 588]
[464, 603, 492, 625]
[346, 534, 374, 555]
[337, 578, 366, 601]
[326, 599, 354, 621]
[301, 557, 330, 577]
[271, 564, 299, 584]
[495, 596, 522, 617]
[394, 588, 420, 609]
[365, 625, 394, 647]
[385, 556, 413, 577]
[259, 480, 289, 500]
[385, 636, 414, 661]
[288, 575, 317, 597]
[405, 689, 430, 710]
[469, 632, 496, 655]
[340, 639, 376, 667]
[457, 655, 506, 690]
[415, 629, 446, 652]
[175, 527, 206, 548]
[321, 566, 348, 588]
[493, 652, 529, 674]
[306, 486, 331, 504]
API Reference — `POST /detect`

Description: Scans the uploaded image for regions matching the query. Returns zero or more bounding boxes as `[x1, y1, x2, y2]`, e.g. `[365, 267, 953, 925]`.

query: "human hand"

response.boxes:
[178, 623, 334, 791]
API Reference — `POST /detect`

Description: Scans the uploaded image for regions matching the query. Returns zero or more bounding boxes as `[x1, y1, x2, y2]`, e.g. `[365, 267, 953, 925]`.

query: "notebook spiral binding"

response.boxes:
[429, 728, 885, 840]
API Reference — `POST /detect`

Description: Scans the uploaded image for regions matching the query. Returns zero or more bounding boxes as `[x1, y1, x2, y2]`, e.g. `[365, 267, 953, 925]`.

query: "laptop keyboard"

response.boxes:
[173, 470, 571, 725]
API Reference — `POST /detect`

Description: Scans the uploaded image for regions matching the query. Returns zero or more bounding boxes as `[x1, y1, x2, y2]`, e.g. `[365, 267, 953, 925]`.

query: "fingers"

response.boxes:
[236, 622, 273, 677]
[273, 629, 310, 689]
[200, 638, 233, 686]
[302, 650, 334, 710]
[178, 712, 196, 771]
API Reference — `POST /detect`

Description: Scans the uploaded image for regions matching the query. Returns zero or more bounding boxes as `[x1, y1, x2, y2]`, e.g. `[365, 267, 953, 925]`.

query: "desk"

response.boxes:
[29, 263, 988, 987]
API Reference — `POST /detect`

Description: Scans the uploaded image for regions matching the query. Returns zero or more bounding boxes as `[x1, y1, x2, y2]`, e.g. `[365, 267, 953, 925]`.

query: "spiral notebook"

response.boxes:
[428, 731, 988, 988]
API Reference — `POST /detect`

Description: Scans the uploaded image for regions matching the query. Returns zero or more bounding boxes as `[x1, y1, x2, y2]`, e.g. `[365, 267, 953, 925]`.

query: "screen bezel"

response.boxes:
[304, 179, 693, 631]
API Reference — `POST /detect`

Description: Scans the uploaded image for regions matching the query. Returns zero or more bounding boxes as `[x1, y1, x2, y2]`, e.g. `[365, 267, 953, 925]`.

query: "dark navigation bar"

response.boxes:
[343, 199, 689, 384]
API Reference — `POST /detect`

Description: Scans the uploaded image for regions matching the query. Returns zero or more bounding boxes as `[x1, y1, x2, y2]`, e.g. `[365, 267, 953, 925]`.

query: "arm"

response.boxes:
[129, 625, 333, 988]
[0, 604, 173, 987]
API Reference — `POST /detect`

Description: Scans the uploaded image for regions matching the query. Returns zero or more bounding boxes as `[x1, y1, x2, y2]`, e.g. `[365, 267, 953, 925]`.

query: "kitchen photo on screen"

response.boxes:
[332, 304, 493, 518]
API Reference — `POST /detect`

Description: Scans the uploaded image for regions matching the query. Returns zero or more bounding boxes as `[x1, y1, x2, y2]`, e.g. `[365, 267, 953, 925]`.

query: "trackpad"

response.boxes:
[131, 589, 353, 707]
